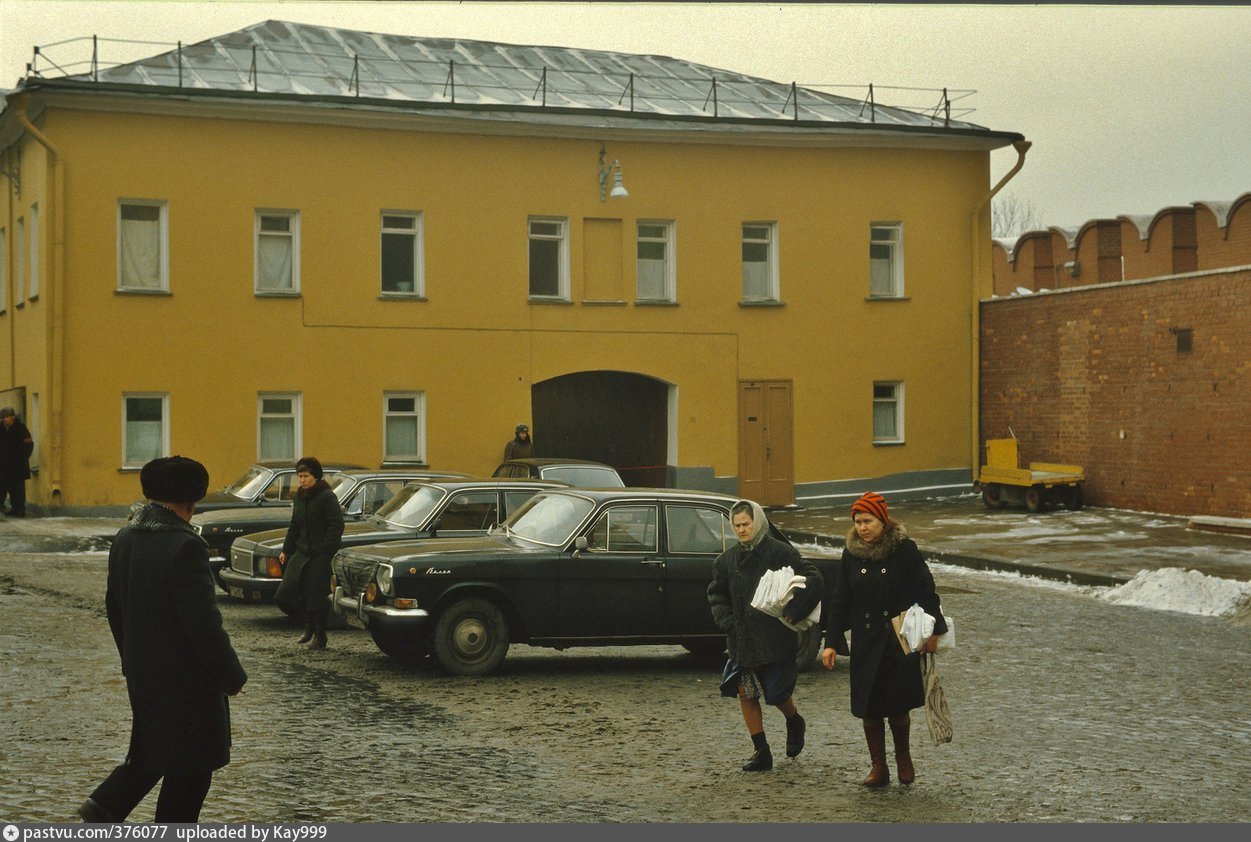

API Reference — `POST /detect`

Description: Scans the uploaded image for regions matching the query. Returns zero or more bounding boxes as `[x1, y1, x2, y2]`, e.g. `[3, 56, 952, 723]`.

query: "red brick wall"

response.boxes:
[980, 267, 1251, 517]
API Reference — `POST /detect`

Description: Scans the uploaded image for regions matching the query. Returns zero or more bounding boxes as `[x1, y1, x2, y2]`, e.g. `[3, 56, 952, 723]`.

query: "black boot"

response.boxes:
[305, 610, 328, 651]
[785, 713, 806, 758]
[296, 612, 314, 645]
[889, 714, 915, 784]
[742, 731, 773, 772]
[862, 718, 890, 787]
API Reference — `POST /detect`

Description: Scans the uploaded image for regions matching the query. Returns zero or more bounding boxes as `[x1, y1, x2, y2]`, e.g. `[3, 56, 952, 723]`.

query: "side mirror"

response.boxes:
[572, 535, 588, 558]
[428, 518, 442, 538]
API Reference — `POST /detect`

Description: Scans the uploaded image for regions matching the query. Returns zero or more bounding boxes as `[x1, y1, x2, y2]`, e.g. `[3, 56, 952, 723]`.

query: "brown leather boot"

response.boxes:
[862, 718, 890, 787]
[889, 714, 915, 784]
[305, 610, 328, 651]
[296, 613, 315, 645]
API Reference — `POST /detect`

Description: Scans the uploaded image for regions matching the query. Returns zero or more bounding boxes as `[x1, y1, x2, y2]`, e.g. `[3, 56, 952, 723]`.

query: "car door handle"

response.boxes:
[641, 558, 666, 566]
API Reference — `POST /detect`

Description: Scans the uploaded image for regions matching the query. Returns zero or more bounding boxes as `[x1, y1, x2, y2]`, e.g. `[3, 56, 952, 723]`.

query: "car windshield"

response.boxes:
[328, 474, 358, 503]
[375, 484, 446, 528]
[504, 492, 595, 546]
[224, 466, 275, 500]
[541, 465, 625, 487]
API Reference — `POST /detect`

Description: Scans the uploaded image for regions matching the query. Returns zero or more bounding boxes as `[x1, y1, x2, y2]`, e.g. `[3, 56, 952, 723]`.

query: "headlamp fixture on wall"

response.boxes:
[598, 144, 628, 201]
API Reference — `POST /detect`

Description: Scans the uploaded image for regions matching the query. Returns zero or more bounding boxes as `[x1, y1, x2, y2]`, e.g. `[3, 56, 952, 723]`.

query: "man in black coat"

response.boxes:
[0, 406, 34, 517]
[79, 456, 248, 823]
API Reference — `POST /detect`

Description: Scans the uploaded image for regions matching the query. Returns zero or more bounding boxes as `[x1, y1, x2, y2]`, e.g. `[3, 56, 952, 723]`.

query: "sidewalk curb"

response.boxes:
[782, 528, 1130, 589]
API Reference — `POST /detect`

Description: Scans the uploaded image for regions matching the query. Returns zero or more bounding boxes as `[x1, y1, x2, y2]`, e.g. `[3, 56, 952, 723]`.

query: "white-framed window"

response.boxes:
[528, 217, 569, 300]
[741, 222, 779, 301]
[255, 210, 300, 294]
[15, 217, 24, 304]
[28, 203, 39, 300]
[258, 393, 301, 461]
[869, 223, 904, 297]
[381, 212, 424, 295]
[0, 228, 7, 312]
[123, 393, 168, 467]
[872, 381, 904, 444]
[383, 391, 425, 463]
[118, 200, 169, 291]
[636, 221, 675, 302]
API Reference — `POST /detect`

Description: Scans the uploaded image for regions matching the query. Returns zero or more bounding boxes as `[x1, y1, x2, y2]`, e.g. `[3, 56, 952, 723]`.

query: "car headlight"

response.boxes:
[377, 563, 394, 597]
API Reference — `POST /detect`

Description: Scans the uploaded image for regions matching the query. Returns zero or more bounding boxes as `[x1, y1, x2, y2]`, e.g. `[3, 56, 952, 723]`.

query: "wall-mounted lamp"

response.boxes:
[598, 144, 628, 202]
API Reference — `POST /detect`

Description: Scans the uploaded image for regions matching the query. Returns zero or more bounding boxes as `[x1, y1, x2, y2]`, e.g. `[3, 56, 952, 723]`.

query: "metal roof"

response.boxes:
[20, 19, 1014, 139]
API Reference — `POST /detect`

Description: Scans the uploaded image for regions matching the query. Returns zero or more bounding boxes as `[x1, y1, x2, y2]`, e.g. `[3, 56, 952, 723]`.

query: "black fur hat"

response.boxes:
[140, 456, 210, 503]
[295, 456, 324, 479]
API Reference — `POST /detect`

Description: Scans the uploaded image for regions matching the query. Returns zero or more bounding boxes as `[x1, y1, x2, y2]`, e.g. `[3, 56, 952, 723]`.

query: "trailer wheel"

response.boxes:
[981, 483, 1008, 509]
[1025, 485, 1046, 513]
[1064, 485, 1085, 511]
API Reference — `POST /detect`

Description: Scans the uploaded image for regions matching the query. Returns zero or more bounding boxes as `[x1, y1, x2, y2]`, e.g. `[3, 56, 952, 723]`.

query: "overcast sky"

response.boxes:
[2, 1, 1249, 234]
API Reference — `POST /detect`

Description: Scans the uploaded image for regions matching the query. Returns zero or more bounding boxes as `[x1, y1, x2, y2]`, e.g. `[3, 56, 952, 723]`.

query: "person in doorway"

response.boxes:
[79, 456, 247, 822]
[821, 491, 947, 786]
[504, 423, 533, 460]
[0, 406, 34, 517]
[707, 499, 824, 771]
[275, 456, 344, 650]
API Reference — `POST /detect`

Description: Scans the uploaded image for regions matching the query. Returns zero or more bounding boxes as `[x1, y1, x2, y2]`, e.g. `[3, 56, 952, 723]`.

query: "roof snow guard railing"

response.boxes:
[19, 25, 983, 131]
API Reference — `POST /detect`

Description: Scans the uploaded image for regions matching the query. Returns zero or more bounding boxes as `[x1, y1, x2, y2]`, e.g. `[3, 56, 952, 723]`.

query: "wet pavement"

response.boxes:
[2, 505, 1251, 823]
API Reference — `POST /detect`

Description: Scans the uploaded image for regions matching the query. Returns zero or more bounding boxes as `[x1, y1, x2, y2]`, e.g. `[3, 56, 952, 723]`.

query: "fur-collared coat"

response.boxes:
[825, 522, 946, 718]
[276, 480, 345, 613]
[107, 503, 247, 774]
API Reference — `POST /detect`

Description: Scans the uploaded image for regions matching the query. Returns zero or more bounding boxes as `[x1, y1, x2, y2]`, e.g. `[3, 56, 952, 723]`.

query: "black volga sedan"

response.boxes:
[221, 478, 564, 604]
[330, 488, 836, 675]
[194, 468, 469, 589]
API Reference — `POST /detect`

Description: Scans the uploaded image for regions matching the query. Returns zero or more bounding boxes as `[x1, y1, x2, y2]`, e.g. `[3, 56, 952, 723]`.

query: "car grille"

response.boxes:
[334, 555, 378, 599]
[230, 545, 253, 575]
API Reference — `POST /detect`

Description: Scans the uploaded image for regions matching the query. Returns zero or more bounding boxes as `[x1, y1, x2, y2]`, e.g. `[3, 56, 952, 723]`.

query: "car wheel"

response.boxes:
[1025, 485, 1046, 513]
[682, 639, 726, 662]
[795, 624, 822, 672]
[431, 597, 510, 676]
[1064, 485, 1085, 511]
[370, 626, 428, 662]
[981, 483, 1007, 509]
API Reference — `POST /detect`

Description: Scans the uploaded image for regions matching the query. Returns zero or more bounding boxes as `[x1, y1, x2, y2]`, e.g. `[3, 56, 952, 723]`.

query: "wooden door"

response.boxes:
[738, 380, 794, 506]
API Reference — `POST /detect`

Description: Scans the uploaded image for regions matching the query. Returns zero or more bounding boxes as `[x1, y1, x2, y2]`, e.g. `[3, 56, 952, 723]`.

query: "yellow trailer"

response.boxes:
[977, 438, 1085, 512]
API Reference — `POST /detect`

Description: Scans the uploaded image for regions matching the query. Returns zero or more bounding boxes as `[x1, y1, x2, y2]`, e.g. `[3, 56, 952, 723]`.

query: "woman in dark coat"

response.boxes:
[81, 456, 247, 823]
[275, 456, 344, 650]
[708, 499, 824, 772]
[822, 491, 947, 786]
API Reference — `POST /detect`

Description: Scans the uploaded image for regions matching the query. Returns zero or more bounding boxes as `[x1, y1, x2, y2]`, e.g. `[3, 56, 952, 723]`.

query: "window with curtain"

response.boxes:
[872, 381, 904, 443]
[258, 394, 299, 460]
[28, 203, 39, 300]
[256, 211, 299, 293]
[869, 223, 904, 297]
[636, 221, 675, 302]
[118, 201, 168, 291]
[381, 212, 423, 294]
[383, 392, 425, 462]
[741, 222, 778, 301]
[123, 394, 167, 467]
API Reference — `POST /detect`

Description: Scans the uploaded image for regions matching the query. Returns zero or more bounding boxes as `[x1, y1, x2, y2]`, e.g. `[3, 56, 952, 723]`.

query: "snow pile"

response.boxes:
[1100, 568, 1251, 617]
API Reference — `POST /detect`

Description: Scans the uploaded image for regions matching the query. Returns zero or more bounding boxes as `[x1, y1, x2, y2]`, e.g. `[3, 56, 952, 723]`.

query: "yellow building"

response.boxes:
[0, 21, 1025, 512]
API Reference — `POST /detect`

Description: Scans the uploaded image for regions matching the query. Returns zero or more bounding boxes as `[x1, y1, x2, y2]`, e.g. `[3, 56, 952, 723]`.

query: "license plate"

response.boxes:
[228, 586, 245, 599]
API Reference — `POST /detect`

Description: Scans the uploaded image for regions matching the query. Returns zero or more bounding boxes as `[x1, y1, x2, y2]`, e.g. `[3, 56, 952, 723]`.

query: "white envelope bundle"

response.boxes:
[750, 566, 822, 631]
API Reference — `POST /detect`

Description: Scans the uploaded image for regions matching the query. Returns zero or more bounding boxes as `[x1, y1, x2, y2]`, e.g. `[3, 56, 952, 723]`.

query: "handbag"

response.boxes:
[920, 652, 953, 746]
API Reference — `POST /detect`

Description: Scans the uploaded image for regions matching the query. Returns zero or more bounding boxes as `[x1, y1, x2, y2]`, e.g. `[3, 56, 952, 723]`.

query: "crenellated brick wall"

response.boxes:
[980, 265, 1251, 517]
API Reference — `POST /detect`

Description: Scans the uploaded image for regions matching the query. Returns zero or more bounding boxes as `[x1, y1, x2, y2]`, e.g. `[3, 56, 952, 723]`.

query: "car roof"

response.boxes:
[251, 460, 368, 471]
[526, 486, 743, 505]
[333, 469, 471, 479]
[497, 458, 617, 468]
[409, 478, 569, 491]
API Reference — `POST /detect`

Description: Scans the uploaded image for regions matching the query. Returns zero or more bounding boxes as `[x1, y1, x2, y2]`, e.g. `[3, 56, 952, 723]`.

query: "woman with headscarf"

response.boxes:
[822, 491, 947, 786]
[707, 499, 824, 772]
[275, 456, 344, 650]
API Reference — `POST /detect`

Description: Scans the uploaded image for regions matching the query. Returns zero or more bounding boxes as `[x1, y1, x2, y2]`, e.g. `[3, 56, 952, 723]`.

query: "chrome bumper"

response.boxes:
[330, 585, 430, 628]
[219, 568, 281, 595]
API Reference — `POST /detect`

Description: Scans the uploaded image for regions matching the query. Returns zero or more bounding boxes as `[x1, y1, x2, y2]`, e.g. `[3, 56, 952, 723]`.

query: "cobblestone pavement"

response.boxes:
[2, 530, 1251, 824]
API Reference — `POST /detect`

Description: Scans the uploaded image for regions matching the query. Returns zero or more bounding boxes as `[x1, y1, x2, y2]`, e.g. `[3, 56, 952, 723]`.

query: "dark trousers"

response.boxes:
[1, 473, 24, 515]
[88, 761, 213, 822]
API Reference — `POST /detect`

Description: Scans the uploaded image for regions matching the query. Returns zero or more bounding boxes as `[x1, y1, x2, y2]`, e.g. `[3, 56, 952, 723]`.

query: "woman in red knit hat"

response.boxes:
[821, 491, 947, 786]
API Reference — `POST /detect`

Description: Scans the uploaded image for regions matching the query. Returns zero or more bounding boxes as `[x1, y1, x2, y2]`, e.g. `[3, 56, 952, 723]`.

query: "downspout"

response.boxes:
[8, 92, 65, 505]
[969, 139, 1030, 477]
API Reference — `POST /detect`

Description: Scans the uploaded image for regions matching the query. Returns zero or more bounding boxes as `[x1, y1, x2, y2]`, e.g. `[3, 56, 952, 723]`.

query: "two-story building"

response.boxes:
[0, 20, 1025, 511]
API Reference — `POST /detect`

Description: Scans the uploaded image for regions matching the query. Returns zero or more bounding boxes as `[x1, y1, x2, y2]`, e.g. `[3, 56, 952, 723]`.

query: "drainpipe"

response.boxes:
[969, 139, 1030, 478]
[8, 91, 65, 506]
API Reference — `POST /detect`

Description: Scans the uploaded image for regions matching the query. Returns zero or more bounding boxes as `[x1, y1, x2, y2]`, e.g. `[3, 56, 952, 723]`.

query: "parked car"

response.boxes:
[221, 478, 565, 604]
[330, 487, 835, 675]
[193, 468, 469, 589]
[492, 458, 625, 487]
